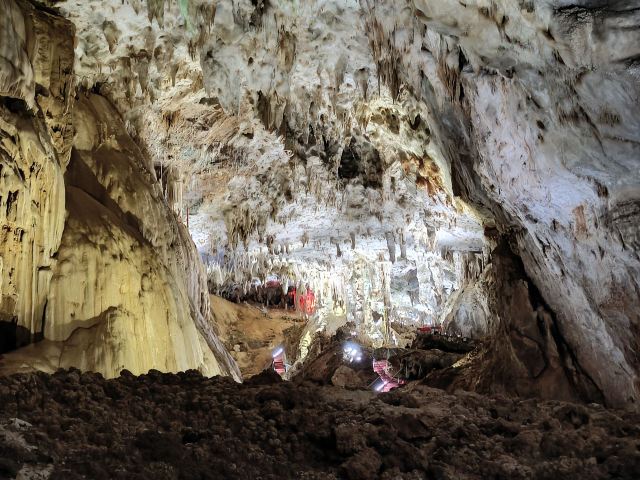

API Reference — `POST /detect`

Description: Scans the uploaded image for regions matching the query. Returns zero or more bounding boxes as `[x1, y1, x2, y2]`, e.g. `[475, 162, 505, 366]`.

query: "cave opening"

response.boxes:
[337, 138, 360, 180]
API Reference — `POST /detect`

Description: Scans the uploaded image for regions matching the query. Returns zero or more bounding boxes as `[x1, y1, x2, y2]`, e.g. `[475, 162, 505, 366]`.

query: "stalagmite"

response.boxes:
[385, 231, 396, 263]
[399, 229, 407, 261]
[381, 262, 392, 345]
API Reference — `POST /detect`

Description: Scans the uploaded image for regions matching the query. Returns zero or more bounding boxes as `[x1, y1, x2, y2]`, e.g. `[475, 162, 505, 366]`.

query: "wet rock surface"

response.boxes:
[0, 369, 639, 479]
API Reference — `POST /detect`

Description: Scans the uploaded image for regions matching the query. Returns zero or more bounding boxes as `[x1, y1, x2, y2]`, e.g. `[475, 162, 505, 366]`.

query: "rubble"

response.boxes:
[0, 369, 639, 479]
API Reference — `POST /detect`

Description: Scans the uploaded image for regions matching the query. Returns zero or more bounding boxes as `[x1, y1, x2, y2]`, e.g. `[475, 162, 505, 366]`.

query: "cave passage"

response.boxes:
[0, 0, 639, 478]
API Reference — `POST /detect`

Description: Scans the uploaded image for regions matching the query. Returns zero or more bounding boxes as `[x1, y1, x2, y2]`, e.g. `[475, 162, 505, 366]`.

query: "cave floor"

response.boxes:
[0, 369, 639, 480]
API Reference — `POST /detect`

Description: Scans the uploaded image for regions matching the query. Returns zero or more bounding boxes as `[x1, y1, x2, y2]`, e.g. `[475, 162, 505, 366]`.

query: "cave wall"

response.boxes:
[0, 0, 239, 380]
[38, 93, 238, 378]
[193, 0, 640, 405]
[433, 241, 604, 404]
[442, 264, 493, 339]
[0, 0, 73, 349]
[360, 0, 640, 406]
[17, 0, 638, 406]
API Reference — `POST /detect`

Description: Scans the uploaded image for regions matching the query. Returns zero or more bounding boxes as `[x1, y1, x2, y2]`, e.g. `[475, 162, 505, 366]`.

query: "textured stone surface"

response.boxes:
[2, 0, 639, 409]
[427, 243, 604, 404]
[0, 0, 73, 349]
[1, 368, 639, 479]
[360, 0, 640, 407]
[0, 1, 239, 381]
[55, 0, 490, 356]
[443, 264, 493, 339]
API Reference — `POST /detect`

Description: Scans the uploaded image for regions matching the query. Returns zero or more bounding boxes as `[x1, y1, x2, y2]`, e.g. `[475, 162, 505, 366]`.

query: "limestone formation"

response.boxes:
[0, 0, 239, 381]
[0, 0, 74, 352]
[0, 0, 639, 412]
[360, 0, 640, 406]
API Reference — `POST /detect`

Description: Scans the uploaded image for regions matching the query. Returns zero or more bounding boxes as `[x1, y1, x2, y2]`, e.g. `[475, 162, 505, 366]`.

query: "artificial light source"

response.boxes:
[272, 346, 284, 358]
[343, 342, 362, 363]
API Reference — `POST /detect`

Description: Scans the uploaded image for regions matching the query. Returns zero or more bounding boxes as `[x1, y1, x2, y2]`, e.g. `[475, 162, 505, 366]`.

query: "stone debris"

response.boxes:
[0, 369, 639, 479]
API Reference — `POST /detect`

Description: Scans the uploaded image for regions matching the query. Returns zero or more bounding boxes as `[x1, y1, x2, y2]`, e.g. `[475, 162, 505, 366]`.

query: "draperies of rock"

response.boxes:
[0, 0, 239, 381]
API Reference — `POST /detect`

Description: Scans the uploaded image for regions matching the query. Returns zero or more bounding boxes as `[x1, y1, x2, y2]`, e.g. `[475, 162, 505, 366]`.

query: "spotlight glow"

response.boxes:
[343, 342, 362, 363]
[374, 380, 387, 392]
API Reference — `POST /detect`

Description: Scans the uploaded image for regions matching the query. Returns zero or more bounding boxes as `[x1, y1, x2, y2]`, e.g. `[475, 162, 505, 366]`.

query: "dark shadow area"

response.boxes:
[338, 137, 383, 189]
[0, 319, 31, 354]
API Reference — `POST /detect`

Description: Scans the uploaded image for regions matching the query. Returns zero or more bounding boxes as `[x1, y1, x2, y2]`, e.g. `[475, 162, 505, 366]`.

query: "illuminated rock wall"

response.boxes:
[0, 0, 239, 380]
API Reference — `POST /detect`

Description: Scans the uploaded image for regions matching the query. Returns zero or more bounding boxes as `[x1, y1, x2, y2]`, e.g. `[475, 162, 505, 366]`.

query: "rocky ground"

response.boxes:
[0, 369, 639, 480]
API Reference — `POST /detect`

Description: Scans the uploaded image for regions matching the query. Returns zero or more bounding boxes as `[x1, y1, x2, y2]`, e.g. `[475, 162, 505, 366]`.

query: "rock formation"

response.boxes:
[2, 368, 640, 479]
[359, 0, 640, 407]
[0, 0, 74, 354]
[0, 0, 239, 381]
[0, 0, 639, 411]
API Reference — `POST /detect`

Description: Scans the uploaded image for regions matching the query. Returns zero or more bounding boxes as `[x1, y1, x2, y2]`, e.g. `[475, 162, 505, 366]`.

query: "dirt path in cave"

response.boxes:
[211, 296, 304, 377]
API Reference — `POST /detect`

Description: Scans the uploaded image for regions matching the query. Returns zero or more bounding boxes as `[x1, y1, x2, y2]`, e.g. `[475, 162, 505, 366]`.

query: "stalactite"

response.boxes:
[134, 53, 150, 94]
[146, 0, 166, 28]
[101, 21, 121, 54]
[128, 0, 142, 14]
[355, 67, 370, 100]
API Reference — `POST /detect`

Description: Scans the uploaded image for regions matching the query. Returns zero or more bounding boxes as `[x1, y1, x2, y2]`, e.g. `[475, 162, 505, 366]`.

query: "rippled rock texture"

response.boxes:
[0, 0, 73, 353]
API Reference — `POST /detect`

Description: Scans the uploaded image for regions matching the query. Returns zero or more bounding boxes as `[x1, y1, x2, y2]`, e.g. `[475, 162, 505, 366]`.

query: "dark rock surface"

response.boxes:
[411, 333, 477, 354]
[425, 243, 606, 405]
[1, 369, 639, 479]
[388, 349, 463, 381]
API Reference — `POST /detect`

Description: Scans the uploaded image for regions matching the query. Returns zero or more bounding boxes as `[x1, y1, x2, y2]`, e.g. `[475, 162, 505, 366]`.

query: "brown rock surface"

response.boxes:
[426, 242, 605, 405]
[0, 369, 639, 479]
[210, 295, 304, 377]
